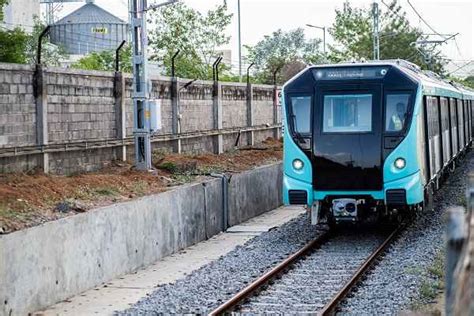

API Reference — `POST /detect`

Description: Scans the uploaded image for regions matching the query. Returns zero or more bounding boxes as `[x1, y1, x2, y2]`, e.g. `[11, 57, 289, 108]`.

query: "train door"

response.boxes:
[424, 96, 442, 179]
[449, 98, 459, 156]
[312, 83, 383, 190]
[439, 97, 450, 167]
[457, 99, 465, 150]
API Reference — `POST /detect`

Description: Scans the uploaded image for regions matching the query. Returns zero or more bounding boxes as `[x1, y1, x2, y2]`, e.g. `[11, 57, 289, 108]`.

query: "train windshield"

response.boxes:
[290, 96, 311, 134]
[322, 94, 372, 133]
[385, 94, 410, 132]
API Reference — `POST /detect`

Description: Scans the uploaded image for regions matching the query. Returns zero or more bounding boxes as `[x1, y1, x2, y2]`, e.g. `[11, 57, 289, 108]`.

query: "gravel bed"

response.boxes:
[118, 214, 326, 314]
[119, 151, 472, 315]
[338, 150, 473, 315]
[239, 231, 387, 314]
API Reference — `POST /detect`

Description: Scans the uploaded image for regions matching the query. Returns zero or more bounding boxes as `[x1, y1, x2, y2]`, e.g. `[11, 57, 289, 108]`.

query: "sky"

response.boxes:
[51, 0, 473, 76]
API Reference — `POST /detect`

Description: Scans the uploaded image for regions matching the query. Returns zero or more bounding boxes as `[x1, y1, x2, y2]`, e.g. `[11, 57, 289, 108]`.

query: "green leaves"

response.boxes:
[148, 2, 232, 79]
[246, 28, 324, 84]
[71, 45, 132, 72]
[0, 27, 29, 64]
[329, 0, 445, 72]
[0, 17, 67, 66]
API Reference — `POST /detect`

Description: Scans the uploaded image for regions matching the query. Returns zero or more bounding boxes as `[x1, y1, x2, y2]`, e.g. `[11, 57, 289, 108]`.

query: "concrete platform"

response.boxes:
[38, 206, 306, 316]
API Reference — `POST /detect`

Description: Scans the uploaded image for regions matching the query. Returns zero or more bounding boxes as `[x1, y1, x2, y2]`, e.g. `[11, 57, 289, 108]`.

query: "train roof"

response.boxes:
[284, 59, 474, 100]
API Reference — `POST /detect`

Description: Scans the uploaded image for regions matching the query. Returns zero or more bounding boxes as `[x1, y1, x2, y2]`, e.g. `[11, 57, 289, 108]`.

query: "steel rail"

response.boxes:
[319, 224, 405, 315]
[208, 231, 332, 316]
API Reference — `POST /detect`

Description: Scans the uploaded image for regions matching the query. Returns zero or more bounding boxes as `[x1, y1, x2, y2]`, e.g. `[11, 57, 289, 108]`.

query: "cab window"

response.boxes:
[385, 94, 410, 132]
[290, 96, 311, 134]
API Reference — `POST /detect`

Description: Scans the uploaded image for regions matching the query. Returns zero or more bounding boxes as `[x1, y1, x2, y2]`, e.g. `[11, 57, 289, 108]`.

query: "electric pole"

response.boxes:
[130, 0, 177, 170]
[372, 1, 380, 60]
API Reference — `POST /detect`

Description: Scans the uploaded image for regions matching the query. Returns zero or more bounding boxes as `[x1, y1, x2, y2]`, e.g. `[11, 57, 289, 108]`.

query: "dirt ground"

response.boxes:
[0, 138, 282, 234]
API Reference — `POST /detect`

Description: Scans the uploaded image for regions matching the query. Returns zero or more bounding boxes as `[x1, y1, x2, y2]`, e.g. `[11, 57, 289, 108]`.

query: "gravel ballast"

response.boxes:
[118, 215, 327, 314]
[119, 151, 472, 315]
[339, 151, 473, 315]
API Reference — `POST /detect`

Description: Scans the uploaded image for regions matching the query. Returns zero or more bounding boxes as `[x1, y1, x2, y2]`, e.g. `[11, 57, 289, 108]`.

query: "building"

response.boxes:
[49, 0, 128, 56]
[1, 0, 40, 32]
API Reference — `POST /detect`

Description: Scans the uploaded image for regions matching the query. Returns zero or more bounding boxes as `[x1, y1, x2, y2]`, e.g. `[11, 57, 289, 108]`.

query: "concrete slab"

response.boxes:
[38, 206, 306, 316]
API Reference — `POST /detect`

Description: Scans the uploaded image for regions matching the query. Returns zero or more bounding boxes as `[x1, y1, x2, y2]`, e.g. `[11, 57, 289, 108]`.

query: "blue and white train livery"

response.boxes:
[282, 60, 474, 225]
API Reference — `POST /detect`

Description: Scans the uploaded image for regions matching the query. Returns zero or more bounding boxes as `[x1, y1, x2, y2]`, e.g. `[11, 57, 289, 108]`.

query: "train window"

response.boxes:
[290, 96, 311, 134]
[385, 94, 410, 132]
[322, 94, 372, 133]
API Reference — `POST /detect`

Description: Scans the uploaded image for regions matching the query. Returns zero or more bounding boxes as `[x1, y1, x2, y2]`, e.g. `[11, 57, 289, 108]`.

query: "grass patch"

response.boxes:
[93, 187, 120, 197]
[410, 250, 445, 312]
[158, 162, 178, 173]
[132, 181, 148, 196]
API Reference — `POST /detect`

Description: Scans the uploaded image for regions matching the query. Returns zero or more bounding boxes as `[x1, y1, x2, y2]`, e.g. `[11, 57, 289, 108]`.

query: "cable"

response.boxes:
[406, 0, 446, 39]
[380, 0, 406, 22]
[447, 60, 474, 76]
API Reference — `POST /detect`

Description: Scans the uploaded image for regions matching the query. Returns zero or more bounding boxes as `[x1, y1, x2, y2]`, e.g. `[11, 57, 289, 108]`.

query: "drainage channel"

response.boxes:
[209, 224, 404, 315]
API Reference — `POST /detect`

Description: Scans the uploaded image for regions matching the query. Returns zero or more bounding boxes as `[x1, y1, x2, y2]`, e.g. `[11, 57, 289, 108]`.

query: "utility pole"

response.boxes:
[237, 0, 242, 82]
[130, 0, 177, 170]
[372, 1, 380, 60]
[306, 24, 326, 56]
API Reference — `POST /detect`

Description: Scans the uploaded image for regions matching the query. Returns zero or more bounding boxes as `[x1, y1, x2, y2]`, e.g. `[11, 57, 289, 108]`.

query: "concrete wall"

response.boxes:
[0, 63, 281, 174]
[0, 163, 282, 316]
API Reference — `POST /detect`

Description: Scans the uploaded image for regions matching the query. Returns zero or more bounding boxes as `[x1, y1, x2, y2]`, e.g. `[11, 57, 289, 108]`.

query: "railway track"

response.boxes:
[209, 224, 405, 315]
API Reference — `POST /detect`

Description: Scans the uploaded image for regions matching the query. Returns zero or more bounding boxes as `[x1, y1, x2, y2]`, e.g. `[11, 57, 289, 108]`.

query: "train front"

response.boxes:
[282, 63, 424, 225]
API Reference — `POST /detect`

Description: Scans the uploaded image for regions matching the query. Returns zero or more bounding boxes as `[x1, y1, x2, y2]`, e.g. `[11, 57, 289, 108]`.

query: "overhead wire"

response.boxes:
[406, 0, 446, 39]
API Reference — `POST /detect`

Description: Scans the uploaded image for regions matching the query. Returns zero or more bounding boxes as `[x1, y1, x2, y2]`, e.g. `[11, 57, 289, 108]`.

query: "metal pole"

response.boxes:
[237, 0, 242, 82]
[306, 24, 326, 57]
[115, 40, 126, 72]
[322, 26, 326, 55]
[129, 0, 177, 170]
[37, 26, 51, 65]
[130, 0, 152, 170]
[372, 1, 380, 60]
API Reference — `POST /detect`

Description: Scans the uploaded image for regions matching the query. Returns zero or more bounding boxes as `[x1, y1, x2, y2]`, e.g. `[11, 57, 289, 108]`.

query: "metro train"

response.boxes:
[282, 60, 474, 226]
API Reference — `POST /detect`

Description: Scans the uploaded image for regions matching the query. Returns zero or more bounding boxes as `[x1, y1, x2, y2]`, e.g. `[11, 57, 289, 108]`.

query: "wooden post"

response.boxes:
[445, 204, 468, 316]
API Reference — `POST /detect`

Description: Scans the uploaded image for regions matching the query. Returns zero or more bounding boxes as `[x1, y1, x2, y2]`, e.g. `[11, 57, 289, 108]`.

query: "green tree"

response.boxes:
[26, 17, 68, 66]
[245, 28, 323, 84]
[0, 0, 8, 21]
[329, 1, 445, 73]
[147, 2, 232, 79]
[0, 27, 29, 63]
[0, 14, 67, 65]
[71, 45, 132, 72]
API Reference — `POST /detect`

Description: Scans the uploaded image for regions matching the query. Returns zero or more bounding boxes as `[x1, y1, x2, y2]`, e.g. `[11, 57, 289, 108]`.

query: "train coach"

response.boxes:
[282, 60, 474, 226]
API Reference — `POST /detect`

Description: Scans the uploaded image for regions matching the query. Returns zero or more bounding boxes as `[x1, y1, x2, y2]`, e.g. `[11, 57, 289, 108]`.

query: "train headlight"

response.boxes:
[292, 159, 304, 171]
[394, 158, 406, 169]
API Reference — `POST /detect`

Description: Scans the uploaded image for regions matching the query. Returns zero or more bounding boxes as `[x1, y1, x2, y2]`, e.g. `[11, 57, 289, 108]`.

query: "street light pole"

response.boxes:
[238, 0, 242, 82]
[306, 24, 326, 55]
